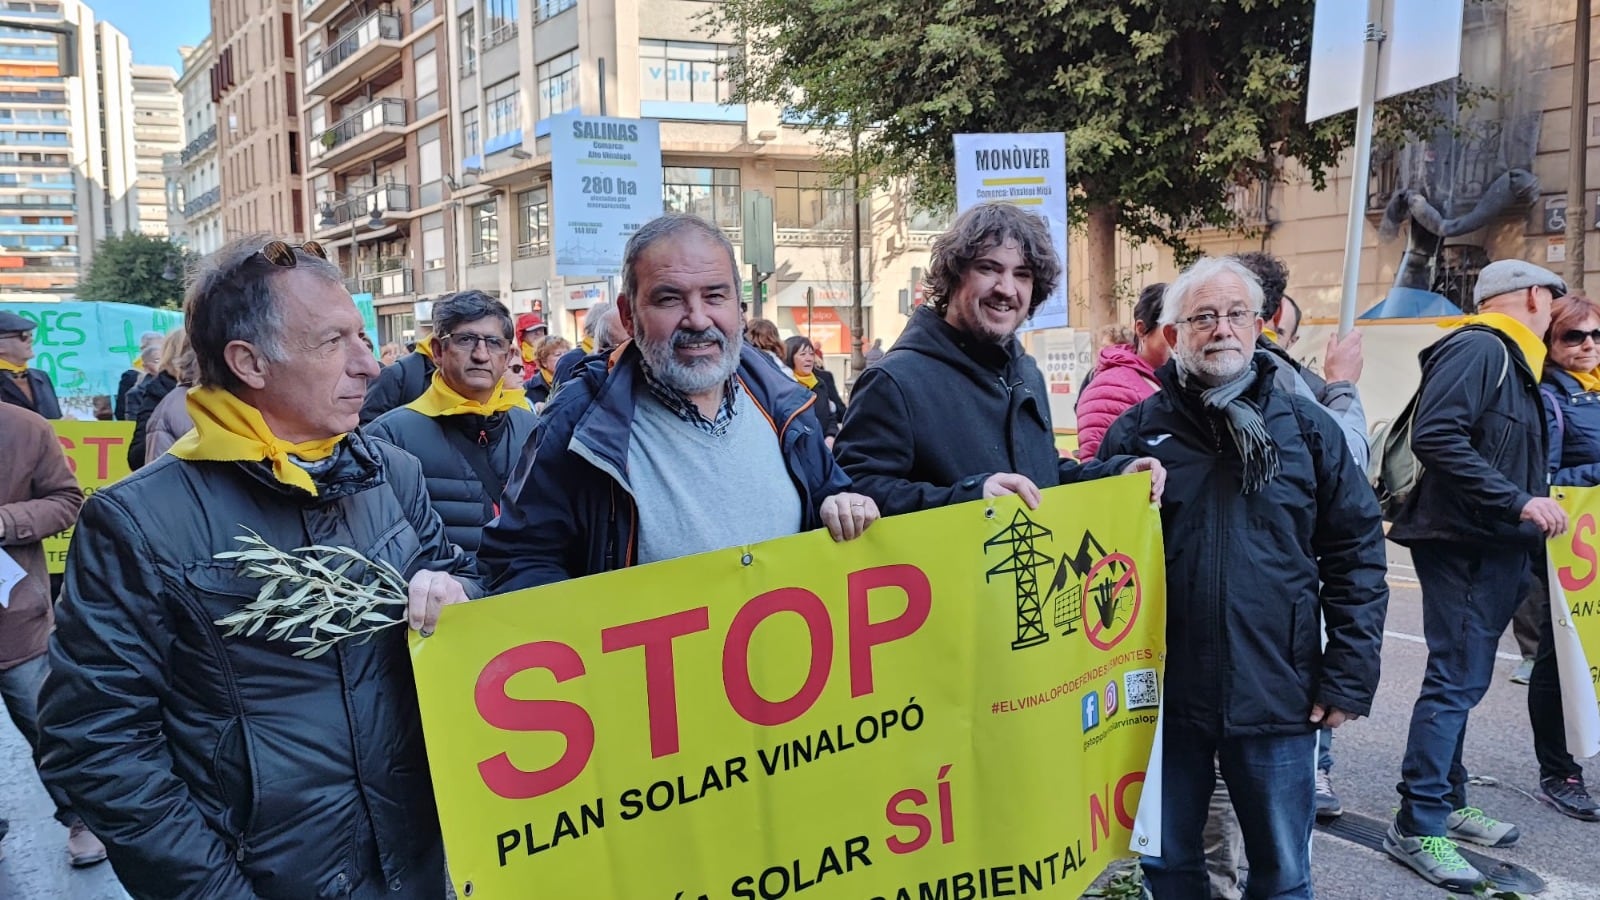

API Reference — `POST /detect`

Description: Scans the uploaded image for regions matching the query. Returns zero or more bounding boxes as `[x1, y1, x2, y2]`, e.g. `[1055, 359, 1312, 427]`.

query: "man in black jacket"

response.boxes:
[367, 291, 536, 560]
[834, 202, 1163, 515]
[37, 235, 479, 899]
[359, 338, 436, 425]
[1385, 259, 1570, 891]
[1099, 256, 1388, 900]
[0, 311, 61, 419]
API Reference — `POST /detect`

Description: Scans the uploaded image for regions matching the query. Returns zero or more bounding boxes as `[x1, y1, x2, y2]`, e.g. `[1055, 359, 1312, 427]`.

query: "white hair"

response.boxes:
[1160, 256, 1265, 325]
[583, 301, 614, 338]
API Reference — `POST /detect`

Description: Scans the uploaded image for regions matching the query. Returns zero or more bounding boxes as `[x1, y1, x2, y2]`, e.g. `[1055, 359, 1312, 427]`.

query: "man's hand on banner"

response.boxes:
[983, 472, 1042, 509]
[1122, 457, 1167, 504]
[819, 492, 880, 542]
[409, 570, 471, 637]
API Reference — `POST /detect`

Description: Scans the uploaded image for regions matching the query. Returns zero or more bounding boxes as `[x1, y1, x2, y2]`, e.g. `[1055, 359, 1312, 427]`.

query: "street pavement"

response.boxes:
[1, 544, 1597, 898]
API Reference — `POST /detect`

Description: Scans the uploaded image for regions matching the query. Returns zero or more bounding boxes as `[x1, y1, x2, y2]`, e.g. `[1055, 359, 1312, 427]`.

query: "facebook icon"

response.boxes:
[1081, 691, 1101, 732]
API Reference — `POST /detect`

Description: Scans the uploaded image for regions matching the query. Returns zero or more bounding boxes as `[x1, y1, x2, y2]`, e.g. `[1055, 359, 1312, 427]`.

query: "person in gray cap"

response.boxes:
[1384, 258, 1570, 891]
[0, 310, 60, 419]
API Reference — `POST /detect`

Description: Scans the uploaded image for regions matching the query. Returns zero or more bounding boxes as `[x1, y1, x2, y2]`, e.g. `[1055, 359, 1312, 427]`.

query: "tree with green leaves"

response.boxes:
[711, 0, 1454, 330]
[77, 232, 193, 309]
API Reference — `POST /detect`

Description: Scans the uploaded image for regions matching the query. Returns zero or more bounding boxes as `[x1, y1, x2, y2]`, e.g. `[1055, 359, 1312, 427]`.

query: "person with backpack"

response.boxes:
[1525, 292, 1600, 822]
[1384, 259, 1571, 892]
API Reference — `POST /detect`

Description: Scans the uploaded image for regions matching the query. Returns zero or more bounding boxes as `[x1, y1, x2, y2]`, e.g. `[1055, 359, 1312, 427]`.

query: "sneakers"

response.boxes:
[1445, 807, 1520, 847]
[1384, 821, 1484, 891]
[1539, 776, 1600, 822]
[1510, 657, 1534, 684]
[67, 820, 108, 867]
[1314, 768, 1343, 819]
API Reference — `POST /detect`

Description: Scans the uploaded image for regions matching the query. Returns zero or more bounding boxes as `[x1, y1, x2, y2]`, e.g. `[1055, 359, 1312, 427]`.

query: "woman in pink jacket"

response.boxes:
[1074, 283, 1171, 460]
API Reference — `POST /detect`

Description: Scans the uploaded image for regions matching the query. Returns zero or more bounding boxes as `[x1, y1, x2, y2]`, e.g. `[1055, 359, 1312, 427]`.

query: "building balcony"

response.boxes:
[183, 186, 221, 217]
[310, 99, 407, 170]
[515, 238, 549, 259]
[0, 197, 73, 211]
[304, 12, 403, 99]
[300, 0, 349, 27]
[348, 265, 414, 299]
[317, 184, 412, 232]
[180, 124, 217, 164]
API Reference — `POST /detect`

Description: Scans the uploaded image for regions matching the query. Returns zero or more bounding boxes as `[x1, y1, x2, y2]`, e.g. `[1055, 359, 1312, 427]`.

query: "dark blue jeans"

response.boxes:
[1144, 724, 1317, 899]
[1396, 543, 1529, 836]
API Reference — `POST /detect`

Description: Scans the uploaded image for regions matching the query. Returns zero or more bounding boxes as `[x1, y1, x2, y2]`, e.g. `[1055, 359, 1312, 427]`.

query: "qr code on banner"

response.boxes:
[1124, 668, 1160, 710]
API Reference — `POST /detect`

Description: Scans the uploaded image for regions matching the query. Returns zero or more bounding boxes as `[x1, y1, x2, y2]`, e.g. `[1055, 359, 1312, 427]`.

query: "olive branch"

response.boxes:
[211, 528, 409, 659]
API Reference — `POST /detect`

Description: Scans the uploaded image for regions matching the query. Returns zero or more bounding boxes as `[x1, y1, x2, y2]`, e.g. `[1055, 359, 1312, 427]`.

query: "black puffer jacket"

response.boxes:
[125, 371, 177, 469]
[360, 352, 435, 425]
[1098, 354, 1389, 737]
[1387, 325, 1547, 548]
[834, 307, 1133, 515]
[365, 404, 537, 556]
[38, 433, 480, 900]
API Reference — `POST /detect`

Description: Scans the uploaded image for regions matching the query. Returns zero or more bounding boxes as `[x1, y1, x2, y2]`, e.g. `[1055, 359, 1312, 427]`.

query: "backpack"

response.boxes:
[1367, 331, 1509, 521]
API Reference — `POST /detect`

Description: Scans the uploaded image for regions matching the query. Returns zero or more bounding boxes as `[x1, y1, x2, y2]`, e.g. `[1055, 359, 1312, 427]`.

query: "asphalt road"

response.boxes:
[1, 543, 1596, 898]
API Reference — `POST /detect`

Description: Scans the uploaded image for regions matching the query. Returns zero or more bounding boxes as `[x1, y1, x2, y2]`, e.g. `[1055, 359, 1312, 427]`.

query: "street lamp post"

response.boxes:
[317, 189, 386, 295]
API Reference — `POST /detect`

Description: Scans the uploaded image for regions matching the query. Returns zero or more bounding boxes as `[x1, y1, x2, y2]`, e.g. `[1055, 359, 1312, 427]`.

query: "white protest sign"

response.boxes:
[552, 116, 664, 277]
[953, 133, 1070, 330]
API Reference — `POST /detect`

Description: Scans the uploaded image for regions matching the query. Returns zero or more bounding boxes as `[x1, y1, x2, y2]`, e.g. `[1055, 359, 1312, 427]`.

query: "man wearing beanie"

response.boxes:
[1385, 259, 1571, 890]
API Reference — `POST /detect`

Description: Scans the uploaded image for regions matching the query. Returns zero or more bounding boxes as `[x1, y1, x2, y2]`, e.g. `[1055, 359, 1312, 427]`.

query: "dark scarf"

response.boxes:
[1182, 360, 1280, 494]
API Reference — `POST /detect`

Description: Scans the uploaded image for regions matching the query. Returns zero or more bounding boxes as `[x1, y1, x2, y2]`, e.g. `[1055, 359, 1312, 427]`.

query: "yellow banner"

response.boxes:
[45, 420, 134, 575]
[1547, 486, 1600, 759]
[412, 475, 1167, 899]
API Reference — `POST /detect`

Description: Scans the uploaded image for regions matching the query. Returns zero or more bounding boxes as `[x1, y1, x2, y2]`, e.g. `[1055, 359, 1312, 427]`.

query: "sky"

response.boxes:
[89, 0, 211, 71]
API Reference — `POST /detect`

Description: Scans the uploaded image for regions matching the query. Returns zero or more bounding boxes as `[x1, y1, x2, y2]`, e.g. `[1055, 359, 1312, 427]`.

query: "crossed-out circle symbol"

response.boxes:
[1081, 552, 1141, 651]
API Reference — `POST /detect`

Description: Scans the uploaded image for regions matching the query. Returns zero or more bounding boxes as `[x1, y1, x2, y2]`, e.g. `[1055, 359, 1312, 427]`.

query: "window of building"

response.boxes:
[415, 49, 438, 117]
[638, 40, 735, 105]
[423, 220, 445, 271]
[774, 170, 853, 230]
[537, 50, 577, 119]
[484, 0, 517, 49]
[462, 107, 480, 159]
[536, 0, 573, 20]
[485, 77, 520, 145]
[458, 10, 476, 76]
[470, 201, 498, 265]
[516, 187, 548, 257]
[662, 167, 740, 227]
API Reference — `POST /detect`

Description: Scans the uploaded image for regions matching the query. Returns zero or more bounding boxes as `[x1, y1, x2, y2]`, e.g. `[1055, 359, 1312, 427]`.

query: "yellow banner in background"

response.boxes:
[1548, 486, 1600, 760]
[411, 475, 1167, 899]
[45, 420, 134, 575]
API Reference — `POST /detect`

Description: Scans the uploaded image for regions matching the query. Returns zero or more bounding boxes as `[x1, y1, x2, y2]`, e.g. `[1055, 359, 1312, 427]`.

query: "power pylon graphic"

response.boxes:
[984, 510, 1055, 649]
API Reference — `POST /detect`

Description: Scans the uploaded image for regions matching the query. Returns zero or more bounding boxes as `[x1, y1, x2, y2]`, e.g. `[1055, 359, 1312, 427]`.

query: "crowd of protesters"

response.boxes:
[0, 204, 1593, 899]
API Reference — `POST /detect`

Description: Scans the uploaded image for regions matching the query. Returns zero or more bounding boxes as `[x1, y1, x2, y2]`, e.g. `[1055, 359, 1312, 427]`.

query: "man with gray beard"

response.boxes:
[1097, 256, 1388, 900]
[479, 214, 878, 590]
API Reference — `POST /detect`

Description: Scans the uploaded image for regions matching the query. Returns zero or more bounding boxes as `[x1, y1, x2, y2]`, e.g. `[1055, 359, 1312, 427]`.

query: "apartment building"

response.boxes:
[434, 0, 944, 370]
[292, 0, 455, 345]
[177, 36, 222, 255]
[210, 0, 305, 242]
[127, 63, 183, 236]
[0, 0, 125, 299]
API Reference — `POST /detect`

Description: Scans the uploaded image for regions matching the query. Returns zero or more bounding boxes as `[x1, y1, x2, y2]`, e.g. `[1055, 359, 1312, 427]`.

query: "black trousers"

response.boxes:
[1526, 560, 1583, 782]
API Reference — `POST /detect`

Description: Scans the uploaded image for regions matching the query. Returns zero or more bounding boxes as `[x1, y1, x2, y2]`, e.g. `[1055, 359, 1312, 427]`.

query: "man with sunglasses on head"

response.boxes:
[1384, 259, 1571, 891]
[36, 236, 479, 899]
[0, 310, 61, 419]
[366, 291, 535, 564]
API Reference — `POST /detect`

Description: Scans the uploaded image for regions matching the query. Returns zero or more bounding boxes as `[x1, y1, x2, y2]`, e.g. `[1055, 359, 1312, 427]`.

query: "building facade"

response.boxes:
[127, 63, 183, 236]
[210, 0, 305, 243]
[177, 36, 222, 256]
[432, 0, 943, 372]
[0, 0, 112, 299]
[295, 0, 457, 346]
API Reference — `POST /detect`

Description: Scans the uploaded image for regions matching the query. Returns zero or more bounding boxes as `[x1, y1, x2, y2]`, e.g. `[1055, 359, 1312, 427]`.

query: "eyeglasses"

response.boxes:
[1560, 328, 1600, 346]
[0, 331, 32, 342]
[440, 332, 510, 353]
[258, 240, 328, 267]
[1176, 309, 1260, 333]
[508, 363, 524, 375]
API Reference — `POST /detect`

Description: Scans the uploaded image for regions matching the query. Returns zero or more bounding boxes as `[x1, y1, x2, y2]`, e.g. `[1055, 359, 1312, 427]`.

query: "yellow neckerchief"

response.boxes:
[1262, 327, 1279, 344]
[1443, 312, 1547, 376]
[0, 357, 27, 374]
[169, 386, 344, 496]
[794, 369, 819, 389]
[540, 367, 554, 386]
[406, 371, 526, 418]
[581, 335, 595, 354]
[1568, 368, 1600, 393]
[415, 339, 435, 360]
[520, 340, 538, 367]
